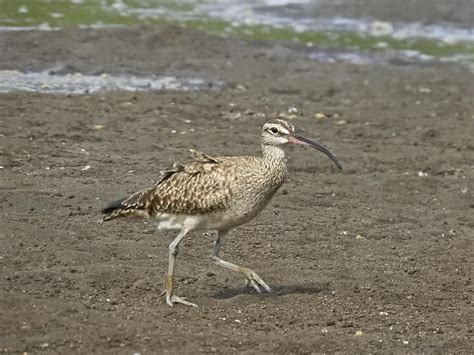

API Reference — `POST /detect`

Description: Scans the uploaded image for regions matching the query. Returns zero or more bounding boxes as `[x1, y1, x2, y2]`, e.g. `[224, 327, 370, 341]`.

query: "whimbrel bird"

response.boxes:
[102, 120, 341, 307]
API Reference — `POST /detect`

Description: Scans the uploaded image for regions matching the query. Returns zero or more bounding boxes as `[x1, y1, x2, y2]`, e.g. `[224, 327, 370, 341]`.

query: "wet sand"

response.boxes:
[0, 25, 473, 353]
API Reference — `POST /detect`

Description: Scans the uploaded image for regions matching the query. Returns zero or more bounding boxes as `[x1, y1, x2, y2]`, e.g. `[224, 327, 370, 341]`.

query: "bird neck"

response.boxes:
[261, 144, 288, 189]
[262, 144, 287, 167]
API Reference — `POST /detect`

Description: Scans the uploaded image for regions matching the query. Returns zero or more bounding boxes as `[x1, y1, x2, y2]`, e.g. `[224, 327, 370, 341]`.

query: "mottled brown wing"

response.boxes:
[123, 152, 234, 216]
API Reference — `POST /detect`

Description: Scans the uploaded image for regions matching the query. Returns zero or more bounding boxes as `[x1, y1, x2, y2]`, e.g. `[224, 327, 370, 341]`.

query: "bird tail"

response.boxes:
[101, 198, 148, 221]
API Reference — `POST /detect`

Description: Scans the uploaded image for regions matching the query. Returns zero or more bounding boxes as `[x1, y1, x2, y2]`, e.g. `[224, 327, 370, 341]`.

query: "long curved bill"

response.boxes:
[289, 134, 342, 170]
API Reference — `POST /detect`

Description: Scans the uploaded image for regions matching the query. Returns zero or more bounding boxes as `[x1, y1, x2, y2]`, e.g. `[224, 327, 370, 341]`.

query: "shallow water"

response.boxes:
[2, 1, 473, 57]
[0, 70, 221, 94]
[0, 0, 473, 93]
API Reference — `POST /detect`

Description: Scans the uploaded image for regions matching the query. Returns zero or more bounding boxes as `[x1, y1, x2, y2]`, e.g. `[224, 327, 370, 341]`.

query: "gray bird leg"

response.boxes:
[209, 230, 271, 293]
[165, 225, 197, 307]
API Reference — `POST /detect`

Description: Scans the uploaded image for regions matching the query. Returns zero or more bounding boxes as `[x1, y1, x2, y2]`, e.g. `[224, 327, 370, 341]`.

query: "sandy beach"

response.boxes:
[0, 16, 473, 354]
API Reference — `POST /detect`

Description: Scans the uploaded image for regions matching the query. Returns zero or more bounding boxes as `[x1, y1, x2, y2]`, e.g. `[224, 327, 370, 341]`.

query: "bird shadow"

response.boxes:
[211, 282, 329, 300]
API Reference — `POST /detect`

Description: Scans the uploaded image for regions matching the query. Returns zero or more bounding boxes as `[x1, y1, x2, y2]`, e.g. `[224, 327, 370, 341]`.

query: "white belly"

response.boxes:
[154, 212, 229, 231]
[155, 213, 189, 231]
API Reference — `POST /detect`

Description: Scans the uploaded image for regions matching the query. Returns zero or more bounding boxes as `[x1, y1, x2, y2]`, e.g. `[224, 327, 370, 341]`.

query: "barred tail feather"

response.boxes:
[101, 198, 126, 214]
[101, 198, 149, 221]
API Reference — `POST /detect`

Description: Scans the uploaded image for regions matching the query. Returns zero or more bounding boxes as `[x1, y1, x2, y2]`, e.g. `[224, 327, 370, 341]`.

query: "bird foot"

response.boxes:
[164, 290, 198, 307]
[243, 269, 272, 293]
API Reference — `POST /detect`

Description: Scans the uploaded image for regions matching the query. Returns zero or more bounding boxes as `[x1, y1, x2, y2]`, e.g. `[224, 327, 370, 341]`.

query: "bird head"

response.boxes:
[262, 119, 342, 169]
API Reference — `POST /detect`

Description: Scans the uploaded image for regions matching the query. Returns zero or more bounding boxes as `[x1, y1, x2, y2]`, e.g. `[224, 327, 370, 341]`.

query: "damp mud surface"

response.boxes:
[0, 24, 473, 353]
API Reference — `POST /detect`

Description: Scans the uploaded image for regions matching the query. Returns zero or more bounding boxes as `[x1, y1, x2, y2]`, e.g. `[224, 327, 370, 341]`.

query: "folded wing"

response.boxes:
[101, 150, 233, 221]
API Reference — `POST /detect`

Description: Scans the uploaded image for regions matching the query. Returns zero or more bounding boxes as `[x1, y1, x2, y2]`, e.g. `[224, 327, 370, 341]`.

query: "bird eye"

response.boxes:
[269, 127, 279, 134]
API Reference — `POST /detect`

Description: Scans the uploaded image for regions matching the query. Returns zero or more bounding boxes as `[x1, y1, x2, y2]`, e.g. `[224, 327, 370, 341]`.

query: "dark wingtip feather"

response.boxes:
[101, 198, 126, 214]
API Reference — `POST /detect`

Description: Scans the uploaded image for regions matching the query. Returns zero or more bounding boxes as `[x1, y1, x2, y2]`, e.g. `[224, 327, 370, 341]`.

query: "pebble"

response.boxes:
[370, 21, 394, 36]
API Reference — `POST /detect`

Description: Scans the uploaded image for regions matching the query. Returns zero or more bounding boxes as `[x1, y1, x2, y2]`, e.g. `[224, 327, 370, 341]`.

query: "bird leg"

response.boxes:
[164, 226, 197, 307]
[209, 230, 271, 293]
